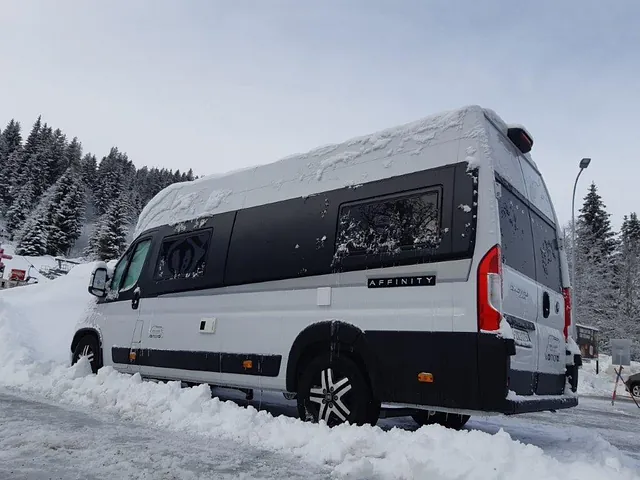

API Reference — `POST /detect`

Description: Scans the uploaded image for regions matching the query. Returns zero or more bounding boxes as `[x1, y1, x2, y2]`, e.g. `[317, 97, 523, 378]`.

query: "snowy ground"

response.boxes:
[0, 262, 639, 479]
[578, 355, 640, 399]
[0, 390, 331, 480]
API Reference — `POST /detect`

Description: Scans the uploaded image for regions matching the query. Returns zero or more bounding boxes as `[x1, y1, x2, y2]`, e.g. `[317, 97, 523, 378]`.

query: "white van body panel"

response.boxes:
[77, 104, 577, 417]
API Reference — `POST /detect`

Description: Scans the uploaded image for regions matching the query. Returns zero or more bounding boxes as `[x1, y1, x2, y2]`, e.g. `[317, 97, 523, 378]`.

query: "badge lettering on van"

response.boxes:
[545, 335, 561, 363]
[367, 275, 436, 288]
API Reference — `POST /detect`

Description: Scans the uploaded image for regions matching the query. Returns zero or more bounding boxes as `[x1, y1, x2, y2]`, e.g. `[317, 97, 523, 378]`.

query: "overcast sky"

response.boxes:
[1, 0, 638, 227]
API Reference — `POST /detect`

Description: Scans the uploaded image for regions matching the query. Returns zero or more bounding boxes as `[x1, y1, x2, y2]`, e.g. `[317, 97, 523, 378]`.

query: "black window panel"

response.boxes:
[154, 230, 212, 281]
[497, 181, 536, 279]
[141, 213, 234, 297]
[333, 189, 442, 270]
[451, 163, 478, 257]
[530, 211, 562, 293]
[224, 194, 337, 286]
[224, 163, 473, 286]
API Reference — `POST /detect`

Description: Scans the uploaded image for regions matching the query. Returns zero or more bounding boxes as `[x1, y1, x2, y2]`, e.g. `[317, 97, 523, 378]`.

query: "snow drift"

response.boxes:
[0, 266, 639, 479]
[578, 355, 640, 398]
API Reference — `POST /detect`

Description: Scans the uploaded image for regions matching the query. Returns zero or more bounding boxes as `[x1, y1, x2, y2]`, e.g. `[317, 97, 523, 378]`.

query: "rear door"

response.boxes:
[520, 160, 566, 395]
[495, 179, 540, 395]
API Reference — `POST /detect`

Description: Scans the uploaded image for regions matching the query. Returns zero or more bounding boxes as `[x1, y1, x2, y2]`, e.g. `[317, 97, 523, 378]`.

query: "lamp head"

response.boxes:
[579, 158, 591, 169]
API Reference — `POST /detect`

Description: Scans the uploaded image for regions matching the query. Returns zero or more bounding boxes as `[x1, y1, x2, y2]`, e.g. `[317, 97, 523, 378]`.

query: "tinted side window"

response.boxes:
[121, 239, 152, 291]
[519, 159, 555, 222]
[110, 251, 131, 293]
[154, 230, 211, 281]
[530, 211, 562, 292]
[497, 181, 536, 279]
[334, 189, 442, 269]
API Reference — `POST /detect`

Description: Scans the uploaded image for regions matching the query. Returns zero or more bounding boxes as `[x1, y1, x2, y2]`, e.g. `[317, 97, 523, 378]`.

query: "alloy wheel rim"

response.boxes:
[80, 344, 94, 364]
[308, 368, 352, 424]
[633, 385, 640, 397]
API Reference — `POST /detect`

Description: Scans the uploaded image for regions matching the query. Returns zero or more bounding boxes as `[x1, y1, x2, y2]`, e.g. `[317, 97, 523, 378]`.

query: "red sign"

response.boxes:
[9, 269, 26, 281]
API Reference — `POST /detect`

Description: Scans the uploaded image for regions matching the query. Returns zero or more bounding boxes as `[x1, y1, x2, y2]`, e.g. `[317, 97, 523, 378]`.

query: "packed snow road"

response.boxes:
[0, 390, 330, 480]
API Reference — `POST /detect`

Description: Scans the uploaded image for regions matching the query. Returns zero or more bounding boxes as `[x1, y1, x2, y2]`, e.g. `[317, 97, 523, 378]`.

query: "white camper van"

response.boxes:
[73, 105, 580, 429]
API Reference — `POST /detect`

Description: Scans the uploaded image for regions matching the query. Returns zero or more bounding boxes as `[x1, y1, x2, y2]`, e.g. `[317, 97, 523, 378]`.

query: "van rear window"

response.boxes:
[530, 211, 562, 292]
[497, 179, 562, 292]
[497, 181, 536, 279]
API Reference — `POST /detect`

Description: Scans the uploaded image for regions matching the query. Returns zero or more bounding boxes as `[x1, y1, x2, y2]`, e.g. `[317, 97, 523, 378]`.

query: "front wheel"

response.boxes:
[631, 383, 640, 398]
[296, 353, 378, 427]
[71, 335, 100, 374]
[412, 411, 470, 430]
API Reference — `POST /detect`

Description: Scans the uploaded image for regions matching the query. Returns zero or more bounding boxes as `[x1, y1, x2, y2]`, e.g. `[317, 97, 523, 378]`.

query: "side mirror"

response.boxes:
[88, 266, 108, 297]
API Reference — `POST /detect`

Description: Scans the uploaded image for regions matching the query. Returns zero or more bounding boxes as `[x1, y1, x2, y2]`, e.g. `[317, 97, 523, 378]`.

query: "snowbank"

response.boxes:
[0, 261, 97, 367]
[0, 265, 638, 479]
[578, 355, 640, 398]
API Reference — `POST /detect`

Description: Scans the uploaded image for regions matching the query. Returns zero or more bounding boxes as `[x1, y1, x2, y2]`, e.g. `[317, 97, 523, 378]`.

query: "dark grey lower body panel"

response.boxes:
[501, 395, 578, 415]
[112, 347, 282, 377]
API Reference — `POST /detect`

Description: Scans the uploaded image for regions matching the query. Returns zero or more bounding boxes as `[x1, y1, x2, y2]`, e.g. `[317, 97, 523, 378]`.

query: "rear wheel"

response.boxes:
[412, 410, 470, 430]
[71, 335, 100, 374]
[296, 353, 378, 427]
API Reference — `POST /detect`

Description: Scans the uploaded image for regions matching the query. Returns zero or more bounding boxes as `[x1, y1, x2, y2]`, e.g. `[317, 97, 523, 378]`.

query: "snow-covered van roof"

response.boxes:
[134, 105, 505, 238]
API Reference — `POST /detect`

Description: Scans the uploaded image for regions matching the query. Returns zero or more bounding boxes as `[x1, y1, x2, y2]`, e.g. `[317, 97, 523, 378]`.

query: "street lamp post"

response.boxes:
[571, 157, 592, 368]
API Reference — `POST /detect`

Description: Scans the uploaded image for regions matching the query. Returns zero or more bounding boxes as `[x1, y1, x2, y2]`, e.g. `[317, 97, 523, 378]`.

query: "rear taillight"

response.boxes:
[563, 287, 572, 340]
[478, 244, 503, 331]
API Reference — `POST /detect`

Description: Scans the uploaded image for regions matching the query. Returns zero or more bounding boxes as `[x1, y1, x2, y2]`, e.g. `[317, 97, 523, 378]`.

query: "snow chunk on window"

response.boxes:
[458, 204, 472, 213]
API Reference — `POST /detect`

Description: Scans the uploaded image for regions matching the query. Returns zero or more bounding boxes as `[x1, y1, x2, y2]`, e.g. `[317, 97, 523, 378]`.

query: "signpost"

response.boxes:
[610, 339, 632, 406]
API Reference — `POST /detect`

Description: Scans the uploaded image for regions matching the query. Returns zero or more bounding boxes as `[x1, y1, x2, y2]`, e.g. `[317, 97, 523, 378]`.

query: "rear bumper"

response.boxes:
[501, 394, 578, 415]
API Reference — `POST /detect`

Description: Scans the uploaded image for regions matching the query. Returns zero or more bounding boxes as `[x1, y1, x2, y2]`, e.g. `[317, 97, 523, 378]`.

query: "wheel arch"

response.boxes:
[285, 320, 384, 399]
[70, 328, 103, 366]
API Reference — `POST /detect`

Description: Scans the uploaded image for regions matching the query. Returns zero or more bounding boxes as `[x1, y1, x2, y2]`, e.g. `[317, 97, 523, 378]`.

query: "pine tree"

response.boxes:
[22, 116, 42, 159]
[31, 123, 54, 199]
[15, 214, 49, 256]
[5, 181, 34, 238]
[65, 137, 82, 171]
[46, 169, 86, 255]
[0, 150, 22, 214]
[0, 119, 22, 158]
[86, 197, 129, 260]
[47, 129, 69, 182]
[94, 147, 131, 216]
[574, 183, 619, 353]
[579, 183, 617, 257]
[54, 181, 86, 255]
[617, 213, 640, 358]
[80, 153, 97, 189]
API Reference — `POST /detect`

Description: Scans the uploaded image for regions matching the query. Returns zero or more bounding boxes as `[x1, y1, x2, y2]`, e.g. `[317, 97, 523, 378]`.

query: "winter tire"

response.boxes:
[412, 411, 470, 430]
[631, 383, 640, 398]
[297, 353, 378, 427]
[72, 335, 100, 374]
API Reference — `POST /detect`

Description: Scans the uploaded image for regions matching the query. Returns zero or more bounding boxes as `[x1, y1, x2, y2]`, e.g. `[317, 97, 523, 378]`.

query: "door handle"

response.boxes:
[132, 290, 140, 310]
[542, 291, 550, 318]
